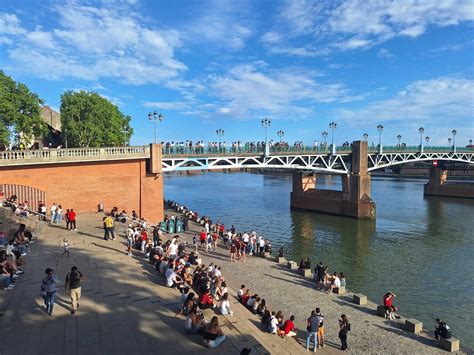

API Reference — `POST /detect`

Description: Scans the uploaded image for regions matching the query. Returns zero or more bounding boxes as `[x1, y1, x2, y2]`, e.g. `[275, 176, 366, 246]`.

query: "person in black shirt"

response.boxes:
[65, 266, 83, 315]
[435, 318, 452, 340]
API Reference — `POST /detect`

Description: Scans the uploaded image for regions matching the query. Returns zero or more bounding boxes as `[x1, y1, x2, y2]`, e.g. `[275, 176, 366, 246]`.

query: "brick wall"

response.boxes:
[0, 159, 163, 223]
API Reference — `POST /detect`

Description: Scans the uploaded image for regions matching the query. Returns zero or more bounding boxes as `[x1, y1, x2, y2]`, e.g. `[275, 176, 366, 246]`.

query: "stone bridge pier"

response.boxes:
[424, 165, 474, 198]
[291, 140, 376, 219]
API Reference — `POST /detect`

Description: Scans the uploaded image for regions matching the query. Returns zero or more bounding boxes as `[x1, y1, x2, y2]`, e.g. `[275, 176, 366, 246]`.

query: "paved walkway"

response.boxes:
[0, 211, 308, 355]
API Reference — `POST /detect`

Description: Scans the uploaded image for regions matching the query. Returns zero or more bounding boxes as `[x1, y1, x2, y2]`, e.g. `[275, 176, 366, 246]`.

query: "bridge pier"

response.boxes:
[424, 165, 474, 198]
[290, 141, 376, 219]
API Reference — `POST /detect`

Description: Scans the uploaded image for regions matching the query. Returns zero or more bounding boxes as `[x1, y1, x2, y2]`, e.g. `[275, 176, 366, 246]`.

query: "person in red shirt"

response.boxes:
[278, 315, 297, 338]
[68, 209, 77, 231]
[383, 291, 398, 319]
[198, 290, 214, 310]
[241, 289, 251, 306]
[200, 230, 206, 250]
[219, 224, 225, 237]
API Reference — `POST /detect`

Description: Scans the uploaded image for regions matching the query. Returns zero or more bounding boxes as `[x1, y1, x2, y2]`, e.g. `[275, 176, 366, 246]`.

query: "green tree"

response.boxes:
[60, 90, 133, 147]
[0, 70, 47, 146]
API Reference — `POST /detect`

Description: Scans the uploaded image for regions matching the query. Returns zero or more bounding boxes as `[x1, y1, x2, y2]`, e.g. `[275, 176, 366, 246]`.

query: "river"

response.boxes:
[164, 171, 474, 348]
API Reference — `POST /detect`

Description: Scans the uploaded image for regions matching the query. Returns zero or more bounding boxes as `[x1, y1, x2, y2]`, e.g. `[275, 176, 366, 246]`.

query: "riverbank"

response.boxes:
[0, 211, 299, 354]
[165, 206, 467, 354]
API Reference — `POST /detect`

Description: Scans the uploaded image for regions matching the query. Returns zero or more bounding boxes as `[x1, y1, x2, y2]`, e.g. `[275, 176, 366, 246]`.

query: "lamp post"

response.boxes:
[377, 124, 384, 154]
[452, 129, 457, 153]
[419, 126, 425, 153]
[277, 130, 284, 142]
[329, 121, 337, 155]
[261, 118, 271, 156]
[322, 131, 328, 150]
[397, 134, 402, 147]
[148, 111, 164, 144]
[469, 139, 473, 146]
[448, 137, 452, 148]
[363, 133, 368, 141]
[425, 136, 430, 147]
[64, 125, 68, 149]
[216, 128, 224, 153]
[122, 126, 129, 146]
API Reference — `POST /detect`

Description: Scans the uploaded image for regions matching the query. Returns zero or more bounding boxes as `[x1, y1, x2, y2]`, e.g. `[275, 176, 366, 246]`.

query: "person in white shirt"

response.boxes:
[50, 203, 57, 223]
[167, 240, 179, 260]
[258, 237, 265, 254]
[220, 293, 233, 315]
[329, 272, 341, 294]
[237, 285, 245, 300]
[165, 265, 182, 288]
[269, 313, 279, 334]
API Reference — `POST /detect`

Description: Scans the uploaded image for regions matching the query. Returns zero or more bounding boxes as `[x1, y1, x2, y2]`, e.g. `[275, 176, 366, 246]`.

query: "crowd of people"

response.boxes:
[160, 140, 341, 155]
[0, 197, 455, 351]
[0, 222, 28, 290]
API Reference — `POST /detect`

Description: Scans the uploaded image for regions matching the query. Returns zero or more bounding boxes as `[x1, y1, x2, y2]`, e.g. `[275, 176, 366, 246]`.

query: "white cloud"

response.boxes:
[2, 3, 187, 85]
[183, 0, 252, 51]
[204, 62, 361, 119]
[377, 48, 393, 58]
[337, 76, 474, 124]
[264, 0, 474, 55]
[0, 13, 25, 35]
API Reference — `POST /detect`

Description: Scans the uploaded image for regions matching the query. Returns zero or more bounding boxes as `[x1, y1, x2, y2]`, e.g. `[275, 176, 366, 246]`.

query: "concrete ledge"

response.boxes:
[333, 286, 345, 294]
[405, 318, 422, 334]
[440, 337, 460, 352]
[352, 294, 367, 305]
[287, 261, 298, 270]
[276, 257, 287, 264]
[298, 268, 312, 278]
[377, 305, 387, 317]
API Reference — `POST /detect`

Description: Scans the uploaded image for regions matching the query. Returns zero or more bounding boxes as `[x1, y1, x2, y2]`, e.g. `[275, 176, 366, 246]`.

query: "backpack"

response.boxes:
[266, 317, 274, 333]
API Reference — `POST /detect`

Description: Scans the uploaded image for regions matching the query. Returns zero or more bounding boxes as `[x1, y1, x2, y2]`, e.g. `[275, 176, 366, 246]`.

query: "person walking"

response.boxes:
[41, 268, 57, 315]
[65, 266, 83, 314]
[338, 314, 350, 351]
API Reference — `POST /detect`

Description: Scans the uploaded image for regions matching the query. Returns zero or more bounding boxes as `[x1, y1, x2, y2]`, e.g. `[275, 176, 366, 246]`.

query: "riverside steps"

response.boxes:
[0, 210, 467, 354]
[165, 209, 468, 354]
[0, 211, 307, 355]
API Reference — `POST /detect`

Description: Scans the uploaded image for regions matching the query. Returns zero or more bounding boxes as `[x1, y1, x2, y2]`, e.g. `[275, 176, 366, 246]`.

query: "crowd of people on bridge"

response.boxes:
[160, 140, 342, 155]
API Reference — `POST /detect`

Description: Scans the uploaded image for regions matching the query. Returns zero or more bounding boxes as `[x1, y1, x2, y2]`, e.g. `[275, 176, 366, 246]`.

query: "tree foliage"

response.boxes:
[0, 70, 47, 146]
[60, 90, 133, 148]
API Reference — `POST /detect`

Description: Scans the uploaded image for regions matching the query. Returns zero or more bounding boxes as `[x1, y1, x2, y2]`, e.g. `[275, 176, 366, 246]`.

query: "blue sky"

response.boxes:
[1, 0, 473, 147]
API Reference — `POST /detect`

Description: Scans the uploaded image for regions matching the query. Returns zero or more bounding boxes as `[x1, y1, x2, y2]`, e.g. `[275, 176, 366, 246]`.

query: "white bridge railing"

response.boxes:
[0, 146, 150, 166]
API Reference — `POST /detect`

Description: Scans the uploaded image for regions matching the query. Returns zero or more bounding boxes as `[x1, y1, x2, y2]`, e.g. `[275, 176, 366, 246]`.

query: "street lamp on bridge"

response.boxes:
[397, 134, 402, 147]
[363, 133, 368, 141]
[425, 136, 430, 147]
[322, 131, 328, 148]
[469, 139, 473, 146]
[122, 126, 130, 146]
[261, 118, 271, 156]
[377, 124, 384, 154]
[452, 129, 457, 153]
[216, 128, 224, 142]
[277, 130, 284, 142]
[419, 127, 425, 153]
[448, 137, 452, 147]
[329, 121, 337, 155]
[148, 111, 164, 144]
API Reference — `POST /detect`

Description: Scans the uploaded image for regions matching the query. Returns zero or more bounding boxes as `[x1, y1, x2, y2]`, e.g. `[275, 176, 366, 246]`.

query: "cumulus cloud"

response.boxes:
[202, 62, 361, 119]
[1, 3, 187, 85]
[263, 0, 474, 55]
[337, 76, 474, 124]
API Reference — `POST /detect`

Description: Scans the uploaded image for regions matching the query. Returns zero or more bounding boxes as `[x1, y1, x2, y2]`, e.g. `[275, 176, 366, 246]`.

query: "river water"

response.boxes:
[164, 172, 474, 348]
